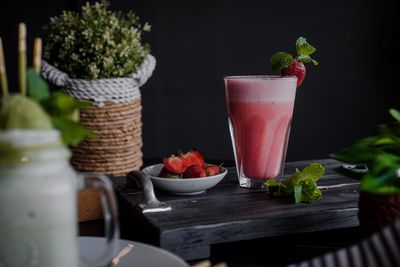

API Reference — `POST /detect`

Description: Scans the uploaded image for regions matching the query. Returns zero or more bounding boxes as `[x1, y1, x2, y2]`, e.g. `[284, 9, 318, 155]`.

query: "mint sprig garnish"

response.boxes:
[264, 163, 325, 204]
[270, 37, 318, 72]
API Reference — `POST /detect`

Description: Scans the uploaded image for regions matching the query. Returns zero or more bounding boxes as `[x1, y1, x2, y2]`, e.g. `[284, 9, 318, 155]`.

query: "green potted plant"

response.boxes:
[41, 0, 156, 177]
[332, 109, 400, 235]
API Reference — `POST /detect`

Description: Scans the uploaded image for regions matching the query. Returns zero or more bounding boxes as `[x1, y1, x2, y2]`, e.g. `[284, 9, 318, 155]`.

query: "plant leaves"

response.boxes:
[294, 185, 302, 204]
[297, 55, 319, 65]
[41, 92, 90, 118]
[300, 163, 325, 181]
[270, 51, 293, 72]
[52, 117, 96, 145]
[264, 178, 283, 196]
[27, 68, 50, 102]
[296, 37, 316, 56]
[263, 164, 325, 204]
[389, 109, 400, 122]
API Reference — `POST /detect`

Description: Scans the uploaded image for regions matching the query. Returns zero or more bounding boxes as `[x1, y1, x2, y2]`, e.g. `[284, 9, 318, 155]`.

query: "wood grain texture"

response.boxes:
[114, 159, 360, 260]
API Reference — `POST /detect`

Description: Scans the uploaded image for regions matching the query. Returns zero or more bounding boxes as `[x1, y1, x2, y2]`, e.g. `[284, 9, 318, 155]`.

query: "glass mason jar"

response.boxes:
[0, 130, 119, 267]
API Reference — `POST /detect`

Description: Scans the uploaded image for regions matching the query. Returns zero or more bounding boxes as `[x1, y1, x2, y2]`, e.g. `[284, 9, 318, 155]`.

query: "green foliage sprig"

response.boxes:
[43, 1, 150, 80]
[331, 109, 400, 194]
[264, 163, 325, 204]
[270, 37, 318, 72]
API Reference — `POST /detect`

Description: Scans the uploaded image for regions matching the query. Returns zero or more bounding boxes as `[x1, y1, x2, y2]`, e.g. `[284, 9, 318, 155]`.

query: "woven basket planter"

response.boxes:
[41, 55, 155, 177]
[41, 55, 155, 222]
[358, 191, 400, 236]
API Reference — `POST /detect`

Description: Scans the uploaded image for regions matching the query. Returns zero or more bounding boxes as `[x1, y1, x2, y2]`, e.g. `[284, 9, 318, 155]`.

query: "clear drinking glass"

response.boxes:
[224, 75, 297, 188]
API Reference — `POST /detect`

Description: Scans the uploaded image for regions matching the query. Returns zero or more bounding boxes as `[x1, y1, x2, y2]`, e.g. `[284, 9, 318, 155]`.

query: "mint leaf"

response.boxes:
[294, 185, 302, 204]
[297, 55, 318, 66]
[302, 188, 322, 203]
[52, 117, 96, 145]
[270, 51, 293, 72]
[300, 178, 322, 203]
[296, 37, 316, 56]
[41, 92, 90, 118]
[389, 109, 400, 122]
[300, 163, 325, 181]
[27, 69, 50, 102]
[263, 163, 325, 204]
[264, 178, 283, 196]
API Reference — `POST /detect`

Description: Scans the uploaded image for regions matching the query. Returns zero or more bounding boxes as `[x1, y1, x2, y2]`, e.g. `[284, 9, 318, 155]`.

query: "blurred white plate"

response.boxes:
[142, 163, 227, 195]
[79, 236, 189, 267]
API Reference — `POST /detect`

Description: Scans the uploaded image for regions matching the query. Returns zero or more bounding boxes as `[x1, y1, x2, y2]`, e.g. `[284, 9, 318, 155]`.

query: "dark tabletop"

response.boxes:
[80, 159, 363, 266]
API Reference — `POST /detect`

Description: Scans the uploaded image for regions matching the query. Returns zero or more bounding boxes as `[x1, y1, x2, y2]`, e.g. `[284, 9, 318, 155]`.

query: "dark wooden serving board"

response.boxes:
[113, 159, 360, 260]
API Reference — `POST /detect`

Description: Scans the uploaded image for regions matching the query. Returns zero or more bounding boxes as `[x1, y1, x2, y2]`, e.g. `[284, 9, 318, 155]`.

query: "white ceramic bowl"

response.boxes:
[142, 163, 227, 195]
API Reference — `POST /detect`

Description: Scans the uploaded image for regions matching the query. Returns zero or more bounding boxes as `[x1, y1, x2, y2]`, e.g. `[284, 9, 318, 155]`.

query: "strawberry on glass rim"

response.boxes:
[270, 37, 318, 87]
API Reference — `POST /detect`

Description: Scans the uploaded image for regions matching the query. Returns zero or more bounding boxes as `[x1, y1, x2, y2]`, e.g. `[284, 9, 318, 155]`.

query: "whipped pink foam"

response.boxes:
[224, 76, 297, 103]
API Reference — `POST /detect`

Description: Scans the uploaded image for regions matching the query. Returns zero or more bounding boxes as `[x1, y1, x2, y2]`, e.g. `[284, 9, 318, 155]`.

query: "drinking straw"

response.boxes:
[0, 38, 8, 96]
[18, 23, 27, 96]
[33, 38, 42, 74]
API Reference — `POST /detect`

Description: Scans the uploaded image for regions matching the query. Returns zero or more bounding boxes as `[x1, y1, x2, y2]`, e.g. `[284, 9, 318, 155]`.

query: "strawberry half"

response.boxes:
[205, 165, 221, 176]
[182, 149, 205, 167]
[163, 156, 187, 174]
[282, 60, 306, 87]
[184, 164, 206, 178]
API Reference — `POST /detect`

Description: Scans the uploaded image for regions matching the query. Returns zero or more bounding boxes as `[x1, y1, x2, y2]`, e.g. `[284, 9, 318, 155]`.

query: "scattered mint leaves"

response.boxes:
[270, 52, 293, 72]
[301, 163, 325, 181]
[264, 163, 325, 204]
[270, 37, 318, 72]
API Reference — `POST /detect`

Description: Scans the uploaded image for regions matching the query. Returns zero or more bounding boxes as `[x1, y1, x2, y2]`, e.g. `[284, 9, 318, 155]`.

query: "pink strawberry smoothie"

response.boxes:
[225, 76, 297, 180]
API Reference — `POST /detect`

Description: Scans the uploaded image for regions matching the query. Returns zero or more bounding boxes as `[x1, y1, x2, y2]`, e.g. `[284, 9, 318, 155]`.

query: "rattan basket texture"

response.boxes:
[41, 55, 156, 176]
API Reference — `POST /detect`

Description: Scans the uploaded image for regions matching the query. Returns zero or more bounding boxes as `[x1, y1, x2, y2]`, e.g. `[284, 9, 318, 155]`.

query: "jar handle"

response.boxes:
[78, 173, 119, 267]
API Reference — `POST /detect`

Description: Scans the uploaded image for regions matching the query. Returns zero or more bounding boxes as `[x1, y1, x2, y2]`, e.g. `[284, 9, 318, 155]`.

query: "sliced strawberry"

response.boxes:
[281, 60, 306, 87]
[182, 149, 205, 167]
[183, 164, 206, 178]
[205, 165, 220, 176]
[163, 156, 187, 174]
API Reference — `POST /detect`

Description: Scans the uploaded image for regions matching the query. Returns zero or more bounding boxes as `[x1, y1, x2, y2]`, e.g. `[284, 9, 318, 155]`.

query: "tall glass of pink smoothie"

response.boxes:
[224, 76, 297, 188]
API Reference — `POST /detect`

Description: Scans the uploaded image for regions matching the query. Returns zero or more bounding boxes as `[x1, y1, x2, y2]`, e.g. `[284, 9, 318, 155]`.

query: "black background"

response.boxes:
[0, 0, 397, 162]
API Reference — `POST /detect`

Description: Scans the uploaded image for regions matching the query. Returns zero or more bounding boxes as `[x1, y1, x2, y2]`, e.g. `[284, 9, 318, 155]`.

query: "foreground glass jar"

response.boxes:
[0, 130, 119, 267]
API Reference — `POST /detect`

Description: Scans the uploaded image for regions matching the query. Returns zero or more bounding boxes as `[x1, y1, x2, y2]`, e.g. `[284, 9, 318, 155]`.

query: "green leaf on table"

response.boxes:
[300, 163, 325, 181]
[389, 109, 400, 122]
[27, 68, 50, 102]
[296, 37, 316, 56]
[264, 178, 283, 196]
[52, 117, 96, 145]
[300, 178, 322, 203]
[270, 51, 293, 72]
[264, 163, 325, 204]
[294, 185, 302, 204]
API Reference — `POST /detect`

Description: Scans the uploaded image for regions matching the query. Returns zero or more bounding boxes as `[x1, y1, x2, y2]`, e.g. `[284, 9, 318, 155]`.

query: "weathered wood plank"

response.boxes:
[114, 159, 360, 260]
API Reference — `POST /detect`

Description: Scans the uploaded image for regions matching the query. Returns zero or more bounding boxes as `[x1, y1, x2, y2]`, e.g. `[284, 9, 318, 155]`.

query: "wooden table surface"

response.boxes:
[113, 159, 361, 261]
